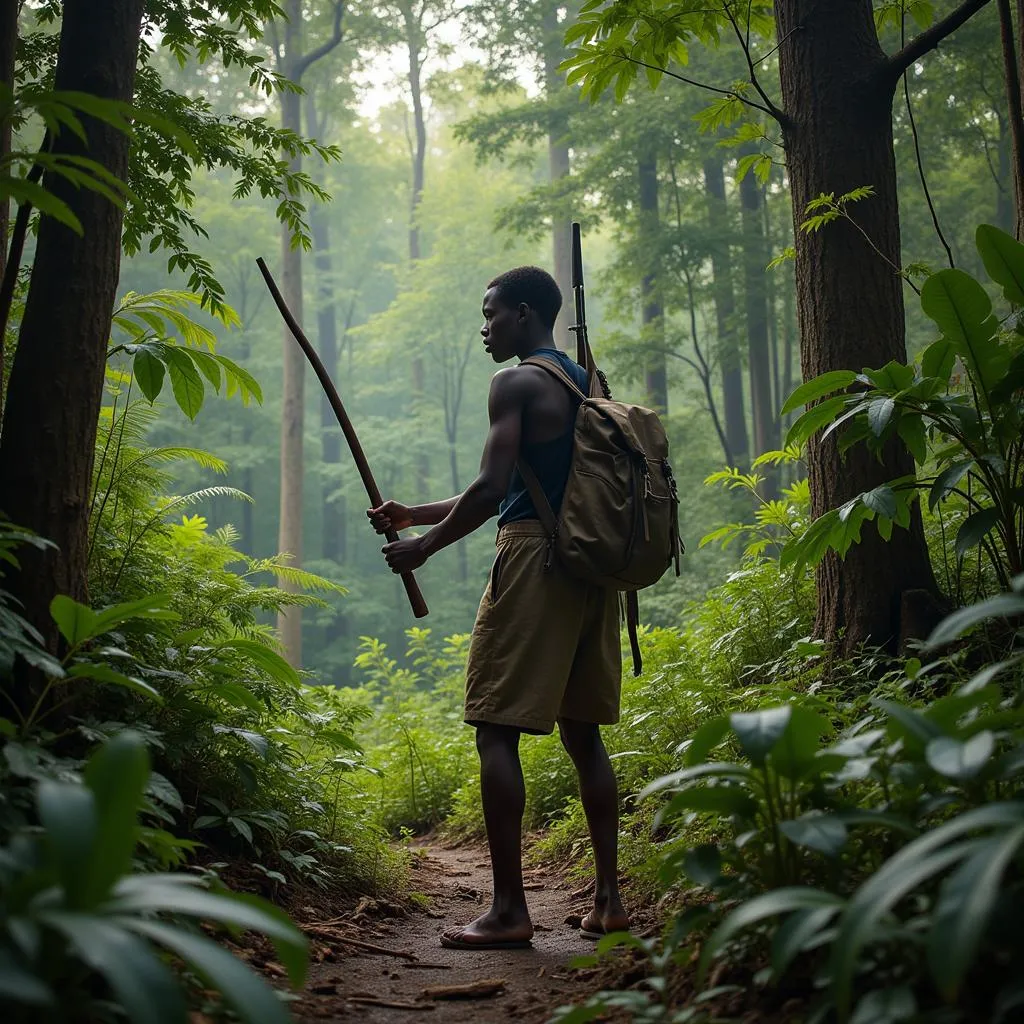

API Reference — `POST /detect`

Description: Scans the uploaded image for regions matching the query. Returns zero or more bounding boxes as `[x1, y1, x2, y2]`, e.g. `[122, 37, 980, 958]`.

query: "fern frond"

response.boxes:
[120, 446, 230, 476]
[157, 487, 254, 518]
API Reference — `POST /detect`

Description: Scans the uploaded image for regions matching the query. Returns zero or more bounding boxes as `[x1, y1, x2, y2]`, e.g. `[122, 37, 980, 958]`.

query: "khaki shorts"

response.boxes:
[464, 521, 622, 735]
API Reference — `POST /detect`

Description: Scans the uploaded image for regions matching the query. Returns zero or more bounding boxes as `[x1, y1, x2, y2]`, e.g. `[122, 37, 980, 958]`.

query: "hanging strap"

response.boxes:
[626, 591, 642, 677]
[520, 355, 590, 401]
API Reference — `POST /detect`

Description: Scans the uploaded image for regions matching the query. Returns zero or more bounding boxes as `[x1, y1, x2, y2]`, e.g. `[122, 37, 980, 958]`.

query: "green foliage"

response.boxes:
[0, 731, 308, 1024]
[781, 224, 1024, 590]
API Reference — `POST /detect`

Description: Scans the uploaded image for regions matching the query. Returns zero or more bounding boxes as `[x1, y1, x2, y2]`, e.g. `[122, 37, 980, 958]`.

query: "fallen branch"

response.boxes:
[402, 962, 453, 970]
[348, 996, 434, 1011]
[421, 978, 506, 1000]
[304, 927, 418, 961]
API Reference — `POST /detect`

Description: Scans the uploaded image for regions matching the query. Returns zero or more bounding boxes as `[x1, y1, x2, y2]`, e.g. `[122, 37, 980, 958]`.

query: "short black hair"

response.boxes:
[486, 266, 562, 329]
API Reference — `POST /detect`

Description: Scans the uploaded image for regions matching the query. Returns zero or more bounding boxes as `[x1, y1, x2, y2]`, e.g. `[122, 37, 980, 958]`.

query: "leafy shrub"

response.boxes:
[1, 731, 307, 1024]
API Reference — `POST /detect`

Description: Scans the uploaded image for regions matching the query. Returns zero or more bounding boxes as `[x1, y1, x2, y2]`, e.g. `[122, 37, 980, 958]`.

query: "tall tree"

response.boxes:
[638, 150, 668, 413]
[566, 0, 994, 652]
[268, 1, 345, 667]
[0, 0, 17, 404]
[704, 155, 748, 465]
[0, 0, 145, 679]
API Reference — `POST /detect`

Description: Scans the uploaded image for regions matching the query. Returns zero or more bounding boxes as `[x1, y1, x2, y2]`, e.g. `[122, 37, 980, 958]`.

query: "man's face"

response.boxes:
[480, 287, 522, 363]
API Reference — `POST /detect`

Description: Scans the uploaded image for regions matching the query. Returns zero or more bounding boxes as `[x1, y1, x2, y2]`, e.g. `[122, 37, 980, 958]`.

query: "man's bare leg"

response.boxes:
[558, 717, 629, 934]
[441, 723, 534, 947]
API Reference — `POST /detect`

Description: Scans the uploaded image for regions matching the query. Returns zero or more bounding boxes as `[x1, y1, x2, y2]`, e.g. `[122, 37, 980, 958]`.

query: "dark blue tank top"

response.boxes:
[497, 348, 588, 528]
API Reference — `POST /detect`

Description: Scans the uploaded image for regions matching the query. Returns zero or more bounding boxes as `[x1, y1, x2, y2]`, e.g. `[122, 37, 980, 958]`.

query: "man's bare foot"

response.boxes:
[579, 901, 630, 938]
[439, 908, 534, 950]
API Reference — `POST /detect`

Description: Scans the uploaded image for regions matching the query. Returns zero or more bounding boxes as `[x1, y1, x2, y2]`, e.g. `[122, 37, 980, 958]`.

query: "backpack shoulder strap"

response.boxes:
[515, 457, 558, 538]
[520, 356, 589, 402]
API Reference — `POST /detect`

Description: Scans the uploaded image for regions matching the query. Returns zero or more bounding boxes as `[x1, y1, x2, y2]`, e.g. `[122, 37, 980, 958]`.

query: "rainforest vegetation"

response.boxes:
[1, 0, 1023, 1022]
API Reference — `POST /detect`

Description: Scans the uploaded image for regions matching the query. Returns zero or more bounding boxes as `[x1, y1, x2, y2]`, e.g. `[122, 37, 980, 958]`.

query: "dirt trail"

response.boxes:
[294, 841, 599, 1022]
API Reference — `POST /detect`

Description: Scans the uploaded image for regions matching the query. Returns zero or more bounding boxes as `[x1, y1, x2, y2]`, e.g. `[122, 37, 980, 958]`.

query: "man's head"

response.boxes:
[480, 266, 562, 362]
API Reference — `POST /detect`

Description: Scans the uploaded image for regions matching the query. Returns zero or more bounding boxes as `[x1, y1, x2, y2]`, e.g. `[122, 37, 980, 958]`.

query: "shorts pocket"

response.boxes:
[489, 548, 507, 603]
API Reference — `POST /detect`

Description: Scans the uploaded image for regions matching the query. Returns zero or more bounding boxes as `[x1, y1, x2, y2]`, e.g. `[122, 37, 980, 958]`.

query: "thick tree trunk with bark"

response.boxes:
[999, 0, 1024, 236]
[638, 153, 668, 413]
[0, 0, 145, 681]
[543, 3, 573, 350]
[739, 156, 775, 494]
[775, 0, 938, 652]
[704, 156, 748, 465]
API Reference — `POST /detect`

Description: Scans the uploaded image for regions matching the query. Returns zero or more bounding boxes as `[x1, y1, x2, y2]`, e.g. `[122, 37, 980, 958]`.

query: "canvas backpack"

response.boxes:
[517, 355, 684, 676]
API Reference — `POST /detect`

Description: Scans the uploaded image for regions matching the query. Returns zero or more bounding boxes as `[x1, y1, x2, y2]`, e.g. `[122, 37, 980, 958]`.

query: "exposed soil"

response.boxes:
[287, 840, 628, 1023]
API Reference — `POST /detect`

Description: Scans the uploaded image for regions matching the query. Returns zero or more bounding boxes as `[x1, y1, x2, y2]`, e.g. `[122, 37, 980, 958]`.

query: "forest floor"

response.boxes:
[276, 840, 651, 1023]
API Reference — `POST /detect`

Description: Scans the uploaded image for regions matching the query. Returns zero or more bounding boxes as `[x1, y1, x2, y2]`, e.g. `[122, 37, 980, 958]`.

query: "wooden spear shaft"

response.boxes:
[256, 257, 429, 619]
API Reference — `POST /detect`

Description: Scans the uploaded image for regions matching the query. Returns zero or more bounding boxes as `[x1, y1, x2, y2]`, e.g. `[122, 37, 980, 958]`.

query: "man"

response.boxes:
[367, 266, 628, 950]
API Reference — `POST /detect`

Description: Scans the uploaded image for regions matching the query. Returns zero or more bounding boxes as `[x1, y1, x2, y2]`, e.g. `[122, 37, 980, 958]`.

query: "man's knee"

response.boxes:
[475, 722, 521, 756]
[557, 717, 601, 759]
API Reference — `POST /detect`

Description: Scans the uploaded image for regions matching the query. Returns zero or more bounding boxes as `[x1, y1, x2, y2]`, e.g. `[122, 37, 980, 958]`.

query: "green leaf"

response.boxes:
[84, 732, 151, 903]
[730, 706, 791, 766]
[66, 663, 162, 702]
[90, 594, 177, 637]
[785, 395, 850, 447]
[926, 732, 995, 780]
[781, 371, 857, 415]
[215, 639, 301, 688]
[928, 825, 1024, 1000]
[928, 460, 974, 510]
[896, 415, 927, 464]
[859, 485, 897, 521]
[850, 987, 916, 1024]
[133, 349, 166, 403]
[920, 269, 1005, 403]
[163, 348, 205, 420]
[0, 952, 55, 1006]
[37, 782, 97, 906]
[925, 584, 1024, 647]
[921, 336, 956, 380]
[40, 914, 184, 1024]
[780, 814, 848, 857]
[771, 905, 842, 979]
[50, 595, 98, 647]
[954, 507, 1001, 560]
[866, 397, 895, 436]
[684, 716, 730, 766]
[771, 706, 830, 780]
[126, 919, 295, 1024]
[699, 888, 843, 985]
[640, 762, 752, 799]
[863, 360, 915, 392]
[682, 845, 722, 887]
[873, 697, 945, 753]
[976, 223, 1024, 305]
[660, 786, 758, 822]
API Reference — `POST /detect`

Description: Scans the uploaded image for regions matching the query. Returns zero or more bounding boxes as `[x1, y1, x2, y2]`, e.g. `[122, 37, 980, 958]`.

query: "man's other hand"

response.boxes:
[382, 536, 428, 573]
[367, 500, 414, 534]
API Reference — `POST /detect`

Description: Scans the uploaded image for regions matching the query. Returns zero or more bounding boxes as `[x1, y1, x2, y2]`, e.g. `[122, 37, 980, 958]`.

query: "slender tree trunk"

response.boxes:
[448, 440, 467, 582]
[0, 0, 145, 691]
[0, 0, 18, 410]
[999, 0, 1024, 236]
[638, 153, 668, 414]
[404, 3, 430, 500]
[763, 183, 782, 450]
[997, 115, 1014, 232]
[276, 69, 306, 666]
[704, 155, 748, 465]
[739, 154, 775, 493]
[775, 0, 938, 653]
[543, 2, 573, 351]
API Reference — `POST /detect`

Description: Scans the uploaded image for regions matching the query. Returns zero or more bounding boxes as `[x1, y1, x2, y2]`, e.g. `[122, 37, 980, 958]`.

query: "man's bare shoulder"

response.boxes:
[489, 363, 549, 400]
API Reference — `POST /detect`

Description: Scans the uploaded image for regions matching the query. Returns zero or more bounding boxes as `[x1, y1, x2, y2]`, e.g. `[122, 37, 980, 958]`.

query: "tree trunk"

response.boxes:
[739, 155, 775, 493]
[543, 2, 573, 351]
[704, 155, 748, 465]
[449, 440, 467, 582]
[404, 3, 430, 500]
[999, 0, 1024, 236]
[638, 153, 668, 414]
[276, 69, 305, 667]
[0, 0, 145, 688]
[997, 115, 1014, 232]
[775, 0, 937, 653]
[0, 0, 18, 409]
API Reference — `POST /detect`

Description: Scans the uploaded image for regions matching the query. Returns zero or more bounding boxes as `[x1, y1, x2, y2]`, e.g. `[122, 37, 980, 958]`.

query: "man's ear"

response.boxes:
[517, 302, 530, 323]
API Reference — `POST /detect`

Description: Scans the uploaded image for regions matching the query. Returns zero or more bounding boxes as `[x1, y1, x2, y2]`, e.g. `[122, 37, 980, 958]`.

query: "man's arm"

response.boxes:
[381, 369, 527, 571]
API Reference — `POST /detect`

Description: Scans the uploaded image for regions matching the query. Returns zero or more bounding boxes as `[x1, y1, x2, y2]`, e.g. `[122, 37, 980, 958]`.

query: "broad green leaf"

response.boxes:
[921, 336, 956, 380]
[850, 987, 916, 1024]
[780, 814, 848, 857]
[66, 663, 162, 702]
[859, 485, 897, 521]
[928, 459, 974, 510]
[925, 588, 1024, 647]
[0, 953, 54, 1006]
[127, 919, 295, 1024]
[926, 731, 995, 780]
[40, 914, 184, 1024]
[896, 415, 927, 465]
[133, 349, 166, 403]
[863, 360, 915, 392]
[927, 826, 1024, 1000]
[640, 762, 752, 799]
[684, 716, 730, 766]
[699, 888, 843, 985]
[682, 845, 722, 887]
[831, 803, 1024, 1015]
[660, 786, 758, 822]
[920, 269, 1005, 403]
[785, 394, 849, 447]
[37, 782, 97, 907]
[84, 732, 151, 903]
[954, 507, 1001, 560]
[771, 905, 842, 979]
[866, 397, 895, 436]
[780, 371, 857, 415]
[771, 705, 830, 780]
[49, 595, 98, 647]
[215, 639, 301, 688]
[872, 697, 945, 753]
[730, 706, 791, 766]
[90, 594, 177, 637]
[163, 348, 205, 420]
[976, 223, 1024, 305]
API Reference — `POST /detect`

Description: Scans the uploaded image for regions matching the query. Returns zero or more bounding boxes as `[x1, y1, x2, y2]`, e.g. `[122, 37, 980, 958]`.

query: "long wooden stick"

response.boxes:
[256, 257, 428, 619]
